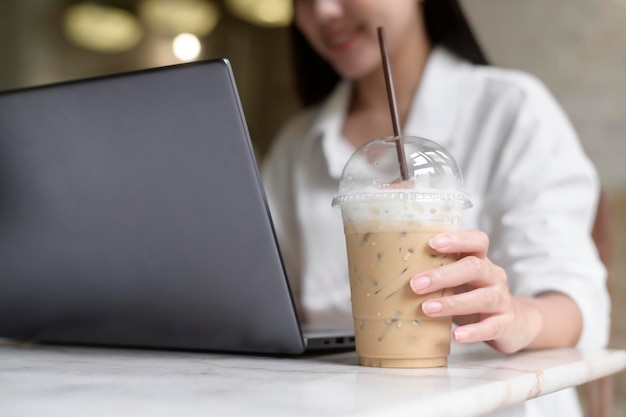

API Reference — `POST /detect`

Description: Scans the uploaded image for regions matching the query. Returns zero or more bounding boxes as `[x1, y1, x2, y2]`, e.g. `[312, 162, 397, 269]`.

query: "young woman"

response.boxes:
[261, 1, 610, 415]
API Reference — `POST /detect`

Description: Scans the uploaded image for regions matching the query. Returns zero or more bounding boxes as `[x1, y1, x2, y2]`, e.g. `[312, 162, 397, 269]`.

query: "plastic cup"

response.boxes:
[332, 136, 471, 368]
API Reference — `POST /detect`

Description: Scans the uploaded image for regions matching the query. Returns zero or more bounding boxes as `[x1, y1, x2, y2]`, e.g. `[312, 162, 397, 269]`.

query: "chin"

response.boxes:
[331, 59, 377, 81]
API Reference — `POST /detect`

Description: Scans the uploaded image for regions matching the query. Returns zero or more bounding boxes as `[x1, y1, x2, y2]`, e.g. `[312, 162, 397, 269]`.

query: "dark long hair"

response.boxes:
[291, 0, 488, 107]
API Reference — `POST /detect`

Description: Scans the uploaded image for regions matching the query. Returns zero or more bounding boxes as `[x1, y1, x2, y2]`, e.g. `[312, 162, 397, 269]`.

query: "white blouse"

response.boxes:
[261, 46, 610, 417]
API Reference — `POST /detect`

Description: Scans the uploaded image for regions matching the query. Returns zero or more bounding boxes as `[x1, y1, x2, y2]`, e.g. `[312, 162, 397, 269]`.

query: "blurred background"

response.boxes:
[0, 0, 624, 413]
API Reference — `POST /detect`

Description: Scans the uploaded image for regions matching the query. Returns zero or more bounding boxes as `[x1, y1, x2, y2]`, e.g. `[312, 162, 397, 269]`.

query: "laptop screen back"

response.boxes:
[0, 59, 305, 354]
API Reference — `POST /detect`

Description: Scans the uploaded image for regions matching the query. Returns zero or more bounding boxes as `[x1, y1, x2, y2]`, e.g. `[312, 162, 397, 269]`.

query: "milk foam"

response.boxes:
[337, 191, 465, 226]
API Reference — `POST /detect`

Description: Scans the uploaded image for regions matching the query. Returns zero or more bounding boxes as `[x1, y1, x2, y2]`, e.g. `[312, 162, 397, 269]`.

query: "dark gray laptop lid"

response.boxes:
[0, 59, 309, 354]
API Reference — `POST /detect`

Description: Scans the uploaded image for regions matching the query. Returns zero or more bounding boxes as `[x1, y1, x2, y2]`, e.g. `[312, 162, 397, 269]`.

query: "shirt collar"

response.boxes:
[306, 80, 354, 179]
[305, 46, 470, 180]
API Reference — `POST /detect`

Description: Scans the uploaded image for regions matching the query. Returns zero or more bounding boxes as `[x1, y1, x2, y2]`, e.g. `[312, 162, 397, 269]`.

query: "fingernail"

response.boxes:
[422, 300, 443, 314]
[410, 276, 431, 293]
[429, 235, 452, 249]
[454, 329, 469, 341]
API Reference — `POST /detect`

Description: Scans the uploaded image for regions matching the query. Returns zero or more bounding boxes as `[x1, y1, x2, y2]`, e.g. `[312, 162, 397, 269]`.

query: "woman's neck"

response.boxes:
[350, 26, 432, 129]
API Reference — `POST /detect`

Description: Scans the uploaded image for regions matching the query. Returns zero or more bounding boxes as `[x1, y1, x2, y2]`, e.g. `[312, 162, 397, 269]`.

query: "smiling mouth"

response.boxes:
[324, 29, 359, 52]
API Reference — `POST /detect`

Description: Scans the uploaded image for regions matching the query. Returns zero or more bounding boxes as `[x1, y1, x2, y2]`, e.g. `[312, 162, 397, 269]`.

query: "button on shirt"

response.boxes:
[261, 46, 609, 417]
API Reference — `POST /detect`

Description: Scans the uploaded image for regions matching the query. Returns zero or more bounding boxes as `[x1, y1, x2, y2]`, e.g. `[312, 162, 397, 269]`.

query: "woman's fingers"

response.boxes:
[410, 256, 506, 295]
[408, 228, 531, 352]
[451, 316, 508, 345]
[422, 286, 510, 316]
[428, 229, 489, 257]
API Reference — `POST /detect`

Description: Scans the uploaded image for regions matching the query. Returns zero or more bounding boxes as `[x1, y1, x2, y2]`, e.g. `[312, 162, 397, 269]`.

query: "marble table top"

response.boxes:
[0, 338, 624, 417]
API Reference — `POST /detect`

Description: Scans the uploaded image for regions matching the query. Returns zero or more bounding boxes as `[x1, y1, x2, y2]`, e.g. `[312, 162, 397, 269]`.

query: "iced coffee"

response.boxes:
[333, 136, 470, 368]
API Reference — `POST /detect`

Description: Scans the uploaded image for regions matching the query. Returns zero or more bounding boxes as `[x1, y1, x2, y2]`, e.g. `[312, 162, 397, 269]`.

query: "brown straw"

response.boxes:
[377, 26, 409, 181]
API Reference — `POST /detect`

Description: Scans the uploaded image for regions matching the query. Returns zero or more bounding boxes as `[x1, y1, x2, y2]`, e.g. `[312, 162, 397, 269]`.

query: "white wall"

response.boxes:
[462, 0, 626, 190]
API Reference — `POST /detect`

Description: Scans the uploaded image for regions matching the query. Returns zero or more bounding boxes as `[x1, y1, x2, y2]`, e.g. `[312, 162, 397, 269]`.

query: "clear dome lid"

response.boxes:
[332, 136, 472, 208]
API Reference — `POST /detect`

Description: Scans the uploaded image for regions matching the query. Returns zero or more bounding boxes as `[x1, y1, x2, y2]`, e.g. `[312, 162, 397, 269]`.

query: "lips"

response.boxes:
[323, 27, 360, 52]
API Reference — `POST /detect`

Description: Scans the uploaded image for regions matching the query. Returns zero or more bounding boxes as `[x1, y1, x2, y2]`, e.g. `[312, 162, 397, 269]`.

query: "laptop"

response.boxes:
[0, 58, 354, 355]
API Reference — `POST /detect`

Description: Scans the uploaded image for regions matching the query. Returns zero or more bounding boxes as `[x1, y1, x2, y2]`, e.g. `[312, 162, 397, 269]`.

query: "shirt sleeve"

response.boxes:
[483, 74, 610, 350]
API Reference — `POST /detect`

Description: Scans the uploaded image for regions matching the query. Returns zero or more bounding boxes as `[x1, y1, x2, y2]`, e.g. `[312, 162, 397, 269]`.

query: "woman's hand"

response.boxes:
[409, 230, 580, 354]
